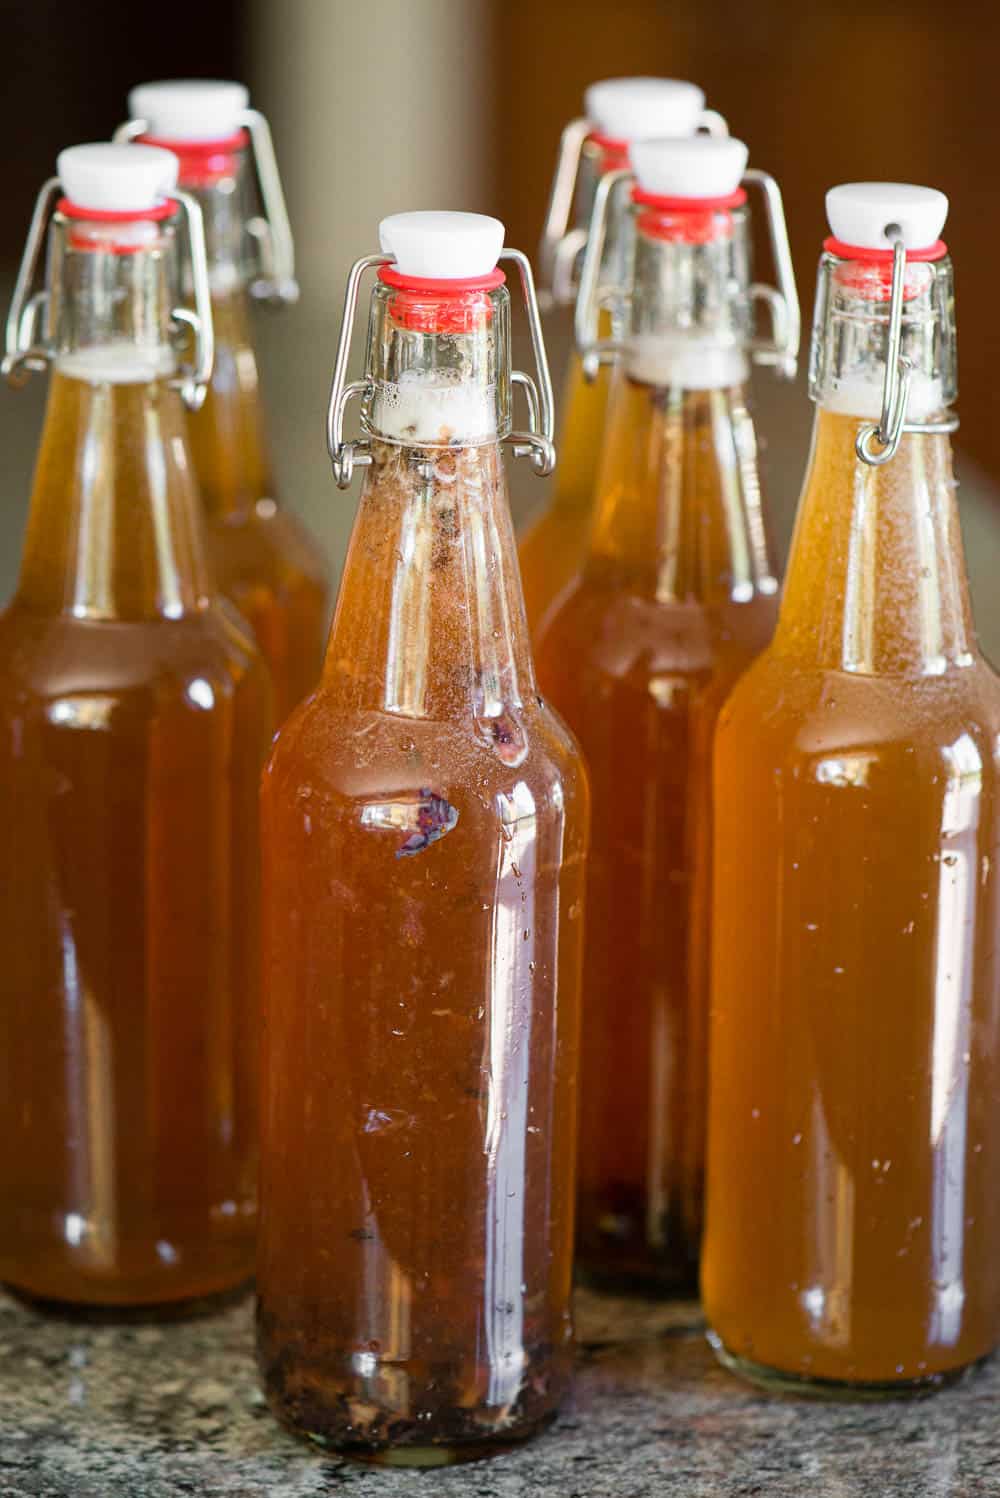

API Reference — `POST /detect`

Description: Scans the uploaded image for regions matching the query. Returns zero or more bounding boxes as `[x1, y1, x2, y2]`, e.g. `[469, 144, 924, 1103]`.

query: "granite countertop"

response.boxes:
[1, 1287, 997, 1497]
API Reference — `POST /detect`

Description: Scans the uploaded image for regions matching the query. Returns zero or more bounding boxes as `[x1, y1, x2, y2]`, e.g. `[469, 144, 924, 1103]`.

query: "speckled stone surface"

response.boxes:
[1, 1287, 998, 1497]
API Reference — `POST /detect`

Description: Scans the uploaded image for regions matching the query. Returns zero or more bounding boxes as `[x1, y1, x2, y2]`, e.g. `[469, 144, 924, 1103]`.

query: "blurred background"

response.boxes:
[3, 0, 1000, 644]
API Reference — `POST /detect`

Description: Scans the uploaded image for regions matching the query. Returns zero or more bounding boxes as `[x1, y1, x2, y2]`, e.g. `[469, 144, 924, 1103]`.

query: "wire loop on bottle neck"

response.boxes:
[538, 106, 730, 309]
[114, 108, 298, 305]
[575, 167, 799, 384]
[854, 237, 959, 467]
[3, 179, 214, 410]
[326, 248, 555, 491]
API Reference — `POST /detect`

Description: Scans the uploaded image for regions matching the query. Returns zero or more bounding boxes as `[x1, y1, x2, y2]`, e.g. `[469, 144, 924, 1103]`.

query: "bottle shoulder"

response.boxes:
[264, 695, 587, 815]
[0, 600, 269, 708]
[539, 576, 778, 687]
[718, 646, 1000, 761]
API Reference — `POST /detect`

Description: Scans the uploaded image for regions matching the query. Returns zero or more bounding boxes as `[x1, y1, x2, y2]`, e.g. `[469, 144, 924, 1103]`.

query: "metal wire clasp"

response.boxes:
[537, 107, 729, 309]
[2, 182, 214, 412]
[325, 250, 556, 491]
[855, 237, 959, 467]
[115, 108, 298, 305]
[575, 168, 800, 384]
[743, 168, 799, 381]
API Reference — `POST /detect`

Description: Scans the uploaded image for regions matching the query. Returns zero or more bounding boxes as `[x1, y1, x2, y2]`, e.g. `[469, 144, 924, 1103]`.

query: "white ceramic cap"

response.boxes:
[826, 183, 949, 251]
[631, 136, 749, 199]
[57, 143, 179, 213]
[584, 77, 706, 142]
[128, 79, 249, 141]
[379, 211, 505, 279]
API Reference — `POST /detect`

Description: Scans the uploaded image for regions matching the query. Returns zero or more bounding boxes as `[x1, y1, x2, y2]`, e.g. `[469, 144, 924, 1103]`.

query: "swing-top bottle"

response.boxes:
[519, 76, 727, 630]
[0, 143, 271, 1305]
[118, 80, 330, 720]
[704, 183, 1000, 1394]
[257, 212, 588, 1462]
[536, 134, 798, 1292]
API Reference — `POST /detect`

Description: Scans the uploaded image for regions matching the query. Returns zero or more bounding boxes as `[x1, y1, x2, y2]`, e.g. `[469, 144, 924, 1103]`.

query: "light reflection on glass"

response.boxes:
[483, 779, 537, 1407]
[928, 731, 981, 1346]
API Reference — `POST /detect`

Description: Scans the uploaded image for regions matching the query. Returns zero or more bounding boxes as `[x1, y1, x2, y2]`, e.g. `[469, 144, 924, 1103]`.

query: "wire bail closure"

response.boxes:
[575, 167, 800, 385]
[2, 182, 215, 412]
[854, 237, 959, 467]
[114, 109, 298, 306]
[537, 107, 729, 310]
[325, 250, 556, 491]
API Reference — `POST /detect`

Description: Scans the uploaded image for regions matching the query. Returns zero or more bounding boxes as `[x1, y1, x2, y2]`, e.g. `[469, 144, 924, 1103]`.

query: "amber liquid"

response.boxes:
[0, 370, 272, 1305]
[519, 348, 610, 633]
[535, 374, 777, 1291]
[703, 411, 1000, 1391]
[186, 290, 329, 722]
[258, 439, 588, 1463]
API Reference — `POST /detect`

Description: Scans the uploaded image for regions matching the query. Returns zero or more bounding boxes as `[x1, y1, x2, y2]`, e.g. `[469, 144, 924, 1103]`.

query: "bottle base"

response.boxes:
[316, 1412, 557, 1468]
[708, 1329, 988, 1401]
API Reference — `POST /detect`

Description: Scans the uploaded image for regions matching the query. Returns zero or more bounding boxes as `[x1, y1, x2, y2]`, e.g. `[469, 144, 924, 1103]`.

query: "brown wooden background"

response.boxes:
[494, 0, 1000, 482]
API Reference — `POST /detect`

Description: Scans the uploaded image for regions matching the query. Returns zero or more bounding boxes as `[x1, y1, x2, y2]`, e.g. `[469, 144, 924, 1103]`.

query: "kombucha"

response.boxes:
[128, 82, 330, 719]
[535, 135, 792, 1291]
[0, 147, 270, 1306]
[703, 187, 1000, 1392]
[536, 375, 776, 1291]
[522, 77, 725, 633]
[186, 287, 329, 718]
[518, 346, 609, 632]
[257, 218, 588, 1463]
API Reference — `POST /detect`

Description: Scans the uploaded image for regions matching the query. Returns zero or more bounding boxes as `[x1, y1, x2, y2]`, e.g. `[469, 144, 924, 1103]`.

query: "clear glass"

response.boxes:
[258, 341, 589, 1460]
[0, 215, 272, 1305]
[809, 249, 956, 413]
[180, 145, 329, 723]
[363, 278, 511, 446]
[703, 405, 1000, 1395]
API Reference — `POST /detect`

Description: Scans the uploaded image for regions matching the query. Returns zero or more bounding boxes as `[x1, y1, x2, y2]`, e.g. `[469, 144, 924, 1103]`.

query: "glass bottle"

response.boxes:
[119, 80, 330, 722]
[0, 144, 271, 1306]
[703, 183, 1000, 1394]
[535, 137, 799, 1292]
[257, 212, 588, 1464]
[519, 76, 727, 632]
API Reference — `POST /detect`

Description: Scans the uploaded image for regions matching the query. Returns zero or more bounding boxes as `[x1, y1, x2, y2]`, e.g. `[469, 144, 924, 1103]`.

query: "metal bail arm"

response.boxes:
[574, 167, 632, 383]
[500, 248, 556, 477]
[114, 110, 299, 306]
[855, 238, 959, 468]
[2, 177, 61, 387]
[239, 108, 298, 305]
[538, 117, 591, 310]
[326, 254, 389, 489]
[743, 168, 800, 380]
[171, 190, 215, 411]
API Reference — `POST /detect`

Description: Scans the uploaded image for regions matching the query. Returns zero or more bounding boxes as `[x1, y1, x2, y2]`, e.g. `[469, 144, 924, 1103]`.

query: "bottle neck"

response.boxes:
[175, 143, 255, 293]
[18, 222, 211, 619]
[16, 370, 212, 619]
[325, 439, 535, 727]
[586, 369, 777, 605]
[776, 409, 974, 675]
[620, 198, 751, 388]
[187, 285, 273, 518]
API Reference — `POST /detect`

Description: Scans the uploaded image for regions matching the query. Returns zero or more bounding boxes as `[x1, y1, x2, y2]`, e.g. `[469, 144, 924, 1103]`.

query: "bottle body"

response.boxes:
[0, 368, 272, 1304]
[703, 412, 1000, 1389]
[535, 372, 777, 1290]
[258, 440, 587, 1461]
[187, 286, 329, 720]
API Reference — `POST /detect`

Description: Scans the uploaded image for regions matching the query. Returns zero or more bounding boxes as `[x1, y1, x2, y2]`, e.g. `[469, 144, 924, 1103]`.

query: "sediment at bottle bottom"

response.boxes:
[258, 1340, 572, 1464]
